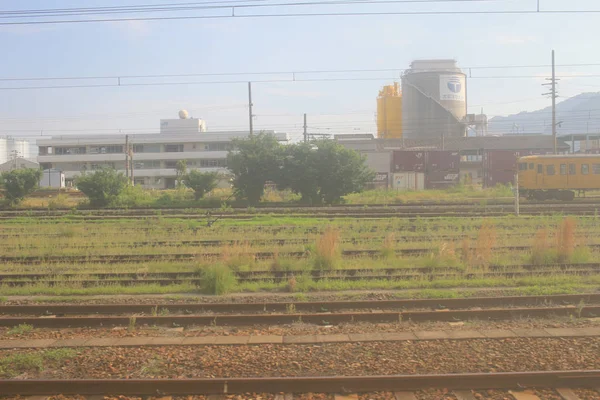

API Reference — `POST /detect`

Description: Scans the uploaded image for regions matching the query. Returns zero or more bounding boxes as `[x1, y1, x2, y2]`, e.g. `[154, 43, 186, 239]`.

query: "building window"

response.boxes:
[560, 164, 567, 175]
[165, 161, 178, 168]
[198, 159, 227, 167]
[546, 165, 555, 175]
[133, 144, 144, 153]
[106, 145, 123, 154]
[582, 164, 590, 175]
[134, 178, 145, 186]
[55, 147, 86, 155]
[569, 164, 576, 175]
[593, 164, 600, 174]
[205, 143, 231, 151]
[165, 144, 184, 152]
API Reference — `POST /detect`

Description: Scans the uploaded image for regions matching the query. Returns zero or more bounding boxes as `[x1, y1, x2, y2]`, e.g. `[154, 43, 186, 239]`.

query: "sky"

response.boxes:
[1, 0, 600, 145]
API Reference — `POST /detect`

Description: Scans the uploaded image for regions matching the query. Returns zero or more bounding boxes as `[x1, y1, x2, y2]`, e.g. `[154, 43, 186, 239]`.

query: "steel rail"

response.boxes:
[3, 245, 600, 264]
[1, 263, 596, 281]
[1, 269, 598, 287]
[0, 294, 597, 315]
[1, 371, 599, 395]
[0, 306, 598, 327]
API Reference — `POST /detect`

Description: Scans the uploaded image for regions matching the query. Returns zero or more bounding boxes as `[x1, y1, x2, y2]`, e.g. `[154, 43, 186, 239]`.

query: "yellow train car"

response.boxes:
[518, 155, 600, 201]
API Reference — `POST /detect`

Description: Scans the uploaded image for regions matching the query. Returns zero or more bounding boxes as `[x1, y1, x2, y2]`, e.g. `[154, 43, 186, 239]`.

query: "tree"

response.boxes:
[227, 133, 284, 205]
[175, 160, 187, 188]
[0, 168, 42, 206]
[75, 169, 129, 207]
[278, 140, 374, 205]
[184, 170, 219, 200]
[277, 142, 320, 204]
[313, 140, 375, 204]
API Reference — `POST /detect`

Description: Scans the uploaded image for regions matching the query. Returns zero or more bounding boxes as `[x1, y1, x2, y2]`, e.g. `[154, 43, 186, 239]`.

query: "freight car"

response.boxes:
[517, 155, 600, 201]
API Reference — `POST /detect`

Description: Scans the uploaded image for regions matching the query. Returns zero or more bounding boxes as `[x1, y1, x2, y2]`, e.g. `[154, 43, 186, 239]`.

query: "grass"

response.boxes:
[197, 264, 237, 295]
[0, 348, 77, 378]
[6, 324, 33, 336]
[312, 227, 341, 271]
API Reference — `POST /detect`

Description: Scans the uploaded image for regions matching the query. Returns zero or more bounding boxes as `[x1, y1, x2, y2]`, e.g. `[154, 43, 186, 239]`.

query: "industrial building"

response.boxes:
[336, 134, 569, 188]
[36, 111, 288, 189]
[0, 137, 32, 165]
[376, 59, 487, 140]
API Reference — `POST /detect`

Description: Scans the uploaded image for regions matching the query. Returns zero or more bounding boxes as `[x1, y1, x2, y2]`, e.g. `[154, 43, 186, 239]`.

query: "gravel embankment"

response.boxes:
[2, 317, 599, 340]
[1, 338, 598, 379]
[2, 390, 600, 400]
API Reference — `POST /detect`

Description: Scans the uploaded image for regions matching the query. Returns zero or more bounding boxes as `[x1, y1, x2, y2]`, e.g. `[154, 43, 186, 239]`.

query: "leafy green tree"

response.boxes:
[75, 169, 129, 207]
[175, 160, 187, 188]
[278, 140, 374, 205]
[184, 170, 219, 200]
[0, 168, 43, 206]
[227, 133, 284, 205]
[313, 140, 374, 204]
[278, 142, 320, 204]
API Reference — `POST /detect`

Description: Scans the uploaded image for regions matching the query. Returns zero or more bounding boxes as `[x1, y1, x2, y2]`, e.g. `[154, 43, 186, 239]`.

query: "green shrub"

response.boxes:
[184, 170, 219, 200]
[0, 168, 42, 206]
[75, 169, 129, 207]
[198, 264, 237, 295]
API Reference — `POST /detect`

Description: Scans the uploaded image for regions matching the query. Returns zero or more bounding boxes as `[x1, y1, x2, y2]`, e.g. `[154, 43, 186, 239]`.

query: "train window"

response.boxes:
[560, 164, 567, 175]
[546, 165, 555, 175]
[537, 164, 543, 173]
[569, 164, 576, 175]
[593, 164, 600, 174]
[582, 164, 590, 175]
[529, 163, 534, 169]
[518, 163, 527, 171]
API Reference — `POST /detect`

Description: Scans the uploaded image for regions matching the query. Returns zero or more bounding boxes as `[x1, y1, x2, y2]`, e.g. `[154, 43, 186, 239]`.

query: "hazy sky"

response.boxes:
[1, 0, 600, 143]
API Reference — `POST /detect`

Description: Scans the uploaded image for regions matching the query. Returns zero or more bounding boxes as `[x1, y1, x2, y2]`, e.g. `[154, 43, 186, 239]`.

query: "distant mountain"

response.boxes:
[488, 92, 600, 135]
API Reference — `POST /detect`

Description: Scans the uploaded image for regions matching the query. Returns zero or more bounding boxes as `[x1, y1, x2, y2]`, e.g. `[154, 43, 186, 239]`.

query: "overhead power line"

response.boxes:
[0, 0, 511, 19]
[0, 3, 599, 25]
[3, 62, 600, 83]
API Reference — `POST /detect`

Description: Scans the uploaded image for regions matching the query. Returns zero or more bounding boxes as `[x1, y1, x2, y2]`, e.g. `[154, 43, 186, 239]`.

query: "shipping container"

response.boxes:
[426, 151, 460, 172]
[426, 171, 460, 189]
[391, 151, 426, 172]
[366, 172, 389, 190]
[393, 172, 425, 191]
[483, 150, 543, 188]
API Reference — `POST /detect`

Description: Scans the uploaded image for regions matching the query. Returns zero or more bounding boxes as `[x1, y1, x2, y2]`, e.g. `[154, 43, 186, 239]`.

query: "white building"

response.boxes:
[36, 112, 288, 189]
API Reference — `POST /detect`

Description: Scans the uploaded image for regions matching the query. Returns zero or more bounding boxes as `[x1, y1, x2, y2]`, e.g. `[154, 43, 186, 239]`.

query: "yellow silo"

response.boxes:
[377, 82, 403, 139]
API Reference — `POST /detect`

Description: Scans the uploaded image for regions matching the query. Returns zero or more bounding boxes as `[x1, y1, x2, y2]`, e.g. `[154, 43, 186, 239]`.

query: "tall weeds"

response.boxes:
[530, 228, 552, 265]
[474, 221, 496, 268]
[313, 227, 341, 271]
[197, 264, 237, 295]
[221, 241, 255, 271]
[380, 233, 396, 259]
[556, 217, 576, 263]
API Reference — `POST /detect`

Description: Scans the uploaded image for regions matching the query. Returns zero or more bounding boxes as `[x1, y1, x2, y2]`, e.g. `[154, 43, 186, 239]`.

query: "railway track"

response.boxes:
[1, 304, 598, 328]
[0, 202, 599, 220]
[2, 262, 597, 281]
[1, 293, 598, 315]
[0, 245, 598, 263]
[1, 371, 598, 396]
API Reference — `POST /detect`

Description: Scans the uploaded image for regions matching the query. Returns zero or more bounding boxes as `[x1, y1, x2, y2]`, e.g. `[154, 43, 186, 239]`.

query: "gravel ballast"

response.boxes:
[1, 337, 598, 379]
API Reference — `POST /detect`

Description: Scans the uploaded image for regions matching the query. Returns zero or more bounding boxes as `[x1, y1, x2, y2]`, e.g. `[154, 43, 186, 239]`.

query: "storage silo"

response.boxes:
[402, 59, 467, 140]
[376, 82, 403, 139]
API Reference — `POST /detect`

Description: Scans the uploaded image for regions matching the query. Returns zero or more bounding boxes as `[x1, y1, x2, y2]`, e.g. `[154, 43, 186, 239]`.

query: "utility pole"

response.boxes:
[543, 50, 559, 154]
[129, 144, 134, 185]
[303, 113, 308, 143]
[248, 82, 254, 137]
[125, 135, 130, 181]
